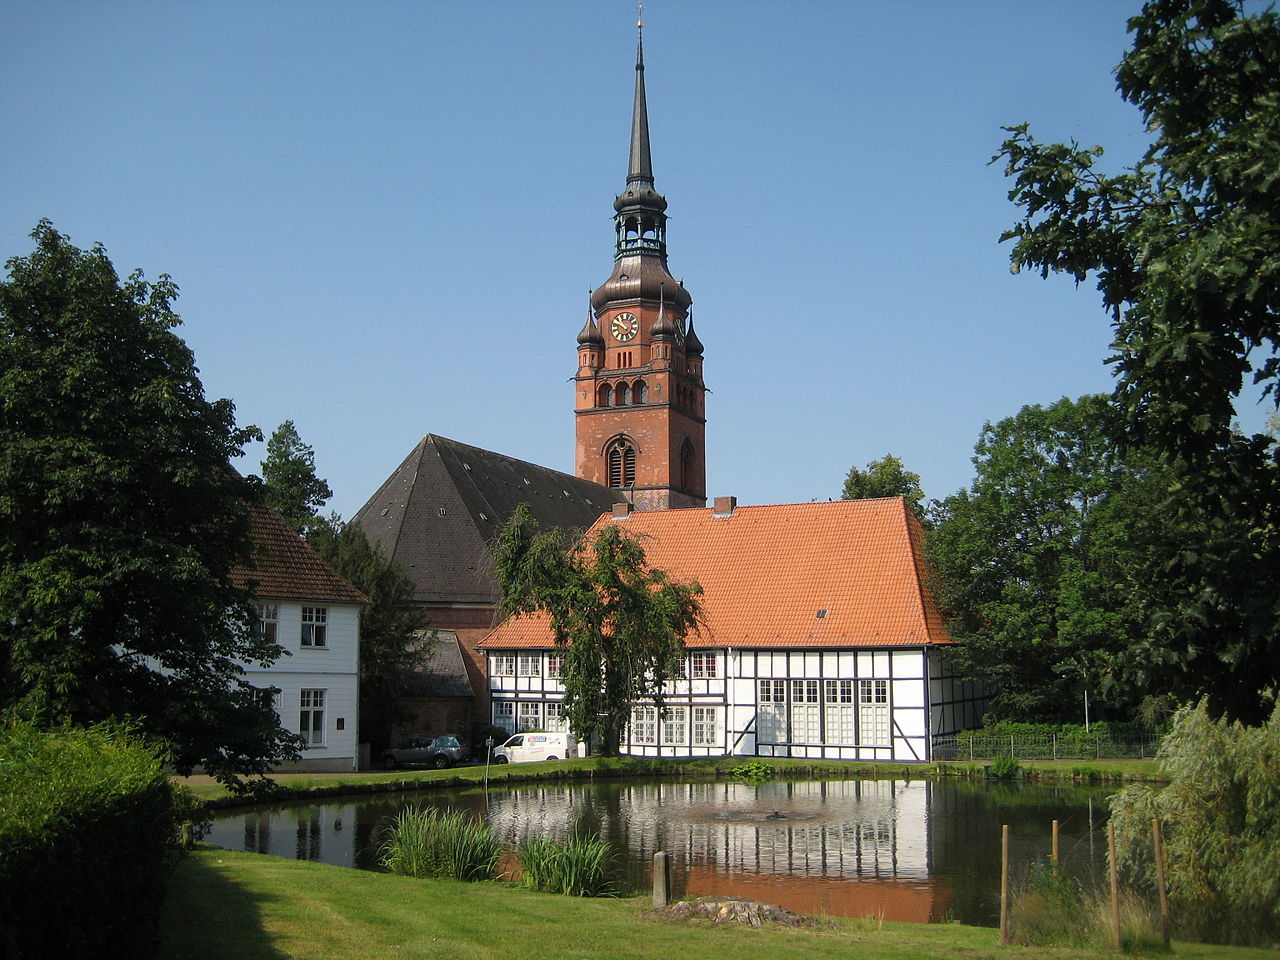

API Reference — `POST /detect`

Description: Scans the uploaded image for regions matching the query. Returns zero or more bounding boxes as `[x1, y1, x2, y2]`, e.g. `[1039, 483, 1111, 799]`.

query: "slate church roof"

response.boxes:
[351, 434, 621, 604]
[480, 497, 951, 650]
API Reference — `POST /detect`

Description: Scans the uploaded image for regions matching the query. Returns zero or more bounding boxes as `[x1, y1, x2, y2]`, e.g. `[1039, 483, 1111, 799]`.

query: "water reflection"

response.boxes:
[207, 777, 1111, 925]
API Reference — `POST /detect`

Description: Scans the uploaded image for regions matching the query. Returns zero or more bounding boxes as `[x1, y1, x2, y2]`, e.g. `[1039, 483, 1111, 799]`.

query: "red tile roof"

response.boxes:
[231, 502, 367, 605]
[479, 498, 950, 650]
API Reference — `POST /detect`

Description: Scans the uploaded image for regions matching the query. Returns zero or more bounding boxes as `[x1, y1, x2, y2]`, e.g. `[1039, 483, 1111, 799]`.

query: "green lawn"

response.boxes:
[156, 848, 1275, 960]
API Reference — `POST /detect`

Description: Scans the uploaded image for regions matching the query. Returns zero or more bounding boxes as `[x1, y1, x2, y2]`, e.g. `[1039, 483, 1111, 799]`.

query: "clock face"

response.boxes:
[611, 312, 639, 342]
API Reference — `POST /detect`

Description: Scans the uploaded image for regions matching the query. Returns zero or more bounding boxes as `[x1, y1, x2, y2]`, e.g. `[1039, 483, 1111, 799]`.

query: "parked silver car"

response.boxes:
[380, 734, 464, 770]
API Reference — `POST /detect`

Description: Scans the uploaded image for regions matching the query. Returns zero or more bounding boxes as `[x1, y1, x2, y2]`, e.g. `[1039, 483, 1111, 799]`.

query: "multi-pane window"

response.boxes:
[545, 701, 567, 732]
[546, 655, 564, 678]
[255, 604, 278, 642]
[492, 655, 515, 677]
[518, 654, 540, 677]
[661, 706, 687, 745]
[790, 679, 821, 743]
[632, 706, 657, 745]
[859, 679, 891, 746]
[692, 706, 720, 746]
[299, 689, 325, 746]
[301, 607, 327, 647]
[757, 679, 787, 742]
[824, 679, 856, 744]
[518, 701, 542, 731]
[493, 701, 515, 733]
[689, 652, 717, 678]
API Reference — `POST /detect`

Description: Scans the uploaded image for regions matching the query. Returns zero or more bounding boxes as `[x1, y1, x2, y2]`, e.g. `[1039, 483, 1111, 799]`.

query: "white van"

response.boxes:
[492, 732, 577, 763]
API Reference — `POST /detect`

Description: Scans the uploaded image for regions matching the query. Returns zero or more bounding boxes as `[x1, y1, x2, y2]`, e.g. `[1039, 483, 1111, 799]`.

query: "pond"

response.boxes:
[206, 777, 1115, 925]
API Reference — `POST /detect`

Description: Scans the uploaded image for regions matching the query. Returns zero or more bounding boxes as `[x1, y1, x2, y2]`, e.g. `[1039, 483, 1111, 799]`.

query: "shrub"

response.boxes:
[518, 832, 618, 897]
[0, 721, 175, 960]
[989, 753, 1021, 778]
[729, 760, 774, 784]
[378, 806, 499, 881]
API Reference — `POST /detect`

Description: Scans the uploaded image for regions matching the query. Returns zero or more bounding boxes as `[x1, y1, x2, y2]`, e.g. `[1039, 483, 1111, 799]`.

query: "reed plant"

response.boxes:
[518, 831, 618, 897]
[1009, 862, 1165, 951]
[378, 806, 500, 881]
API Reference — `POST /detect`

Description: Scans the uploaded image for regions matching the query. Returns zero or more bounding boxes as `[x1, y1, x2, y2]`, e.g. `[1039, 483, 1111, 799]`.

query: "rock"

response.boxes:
[654, 896, 822, 927]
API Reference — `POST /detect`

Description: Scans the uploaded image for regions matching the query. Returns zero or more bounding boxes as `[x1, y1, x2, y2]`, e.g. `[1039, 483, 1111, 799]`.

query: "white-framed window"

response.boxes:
[545, 701, 567, 732]
[692, 706, 720, 746]
[493, 700, 515, 733]
[518, 701, 542, 731]
[859, 678, 890, 746]
[546, 654, 564, 678]
[301, 607, 327, 647]
[824, 679, 856, 744]
[255, 603, 278, 642]
[299, 689, 325, 746]
[790, 679, 821, 744]
[492, 654, 515, 677]
[518, 654, 541, 677]
[757, 679, 787, 742]
[689, 652, 717, 678]
[661, 706, 687, 745]
[632, 706, 657, 745]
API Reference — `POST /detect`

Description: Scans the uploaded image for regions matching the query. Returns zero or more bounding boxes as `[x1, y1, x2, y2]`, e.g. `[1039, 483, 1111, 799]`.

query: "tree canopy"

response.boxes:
[493, 503, 703, 755]
[996, 0, 1280, 723]
[0, 221, 296, 778]
[841, 454, 929, 524]
[261, 419, 333, 534]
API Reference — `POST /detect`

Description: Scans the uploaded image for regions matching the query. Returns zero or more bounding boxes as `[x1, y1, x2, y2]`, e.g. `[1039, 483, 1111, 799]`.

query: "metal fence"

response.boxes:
[931, 734, 1162, 761]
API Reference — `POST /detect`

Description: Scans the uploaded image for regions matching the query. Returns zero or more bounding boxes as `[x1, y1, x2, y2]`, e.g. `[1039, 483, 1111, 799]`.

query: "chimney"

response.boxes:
[712, 496, 737, 518]
[612, 502, 632, 518]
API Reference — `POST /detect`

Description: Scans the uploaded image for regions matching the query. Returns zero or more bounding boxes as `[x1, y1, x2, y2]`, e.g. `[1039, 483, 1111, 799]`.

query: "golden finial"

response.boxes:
[637, 0, 643, 29]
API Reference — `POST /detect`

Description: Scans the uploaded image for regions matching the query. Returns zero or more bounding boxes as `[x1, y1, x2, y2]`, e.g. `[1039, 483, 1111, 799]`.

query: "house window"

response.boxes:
[546, 654, 564, 678]
[518, 654, 540, 677]
[790, 679, 821, 744]
[661, 706, 687, 745]
[299, 689, 325, 746]
[492, 654, 515, 677]
[824, 679, 856, 745]
[301, 607, 327, 647]
[518, 701, 542, 731]
[493, 701, 515, 733]
[859, 679, 891, 746]
[255, 604, 278, 642]
[545, 701, 567, 732]
[692, 706, 720, 746]
[632, 706, 657, 745]
[689, 652, 717, 678]
[757, 679, 787, 743]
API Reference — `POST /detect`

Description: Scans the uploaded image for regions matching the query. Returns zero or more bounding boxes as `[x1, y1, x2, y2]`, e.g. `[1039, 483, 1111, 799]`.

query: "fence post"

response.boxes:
[652, 851, 670, 909]
[1010, 734, 1015, 759]
[969, 737, 974, 762]
[1152, 819, 1170, 949]
[1051, 819, 1059, 873]
[999, 824, 1010, 945]
[1108, 823, 1122, 951]
[1053, 734, 1057, 761]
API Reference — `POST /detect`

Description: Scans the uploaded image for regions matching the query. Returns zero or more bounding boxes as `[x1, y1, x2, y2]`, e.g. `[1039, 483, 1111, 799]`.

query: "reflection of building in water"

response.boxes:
[213, 802, 366, 869]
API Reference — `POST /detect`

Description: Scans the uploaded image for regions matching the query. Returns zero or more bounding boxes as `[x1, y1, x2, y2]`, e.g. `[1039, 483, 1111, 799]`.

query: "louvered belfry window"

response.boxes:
[607, 439, 636, 487]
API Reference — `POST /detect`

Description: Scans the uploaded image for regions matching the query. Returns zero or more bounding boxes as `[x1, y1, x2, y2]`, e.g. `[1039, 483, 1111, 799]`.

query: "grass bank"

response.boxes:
[177, 756, 1165, 806]
[157, 848, 1273, 960]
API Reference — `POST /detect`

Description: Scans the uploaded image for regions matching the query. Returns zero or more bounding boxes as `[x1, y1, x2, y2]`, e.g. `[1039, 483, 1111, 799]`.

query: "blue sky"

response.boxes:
[4, 2, 1270, 518]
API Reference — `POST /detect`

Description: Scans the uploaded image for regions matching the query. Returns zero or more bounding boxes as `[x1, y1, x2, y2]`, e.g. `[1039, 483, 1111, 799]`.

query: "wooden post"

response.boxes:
[1051, 819, 1060, 874]
[999, 824, 1010, 945]
[1108, 823, 1122, 951]
[180, 822, 192, 849]
[652, 850, 670, 909]
[1152, 819, 1170, 949]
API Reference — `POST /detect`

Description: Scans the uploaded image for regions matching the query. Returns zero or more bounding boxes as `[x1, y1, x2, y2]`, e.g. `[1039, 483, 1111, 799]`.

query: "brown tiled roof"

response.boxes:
[231, 501, 367, 604]
[479, 498, 951, 650]
[350, 435, 620, 604]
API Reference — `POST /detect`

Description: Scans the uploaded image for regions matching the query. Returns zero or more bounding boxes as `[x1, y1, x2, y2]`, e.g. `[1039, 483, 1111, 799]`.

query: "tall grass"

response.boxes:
[378, 806, 500, 881]
[518, 832, 618, 897]
[1009, 862, 1166, 951]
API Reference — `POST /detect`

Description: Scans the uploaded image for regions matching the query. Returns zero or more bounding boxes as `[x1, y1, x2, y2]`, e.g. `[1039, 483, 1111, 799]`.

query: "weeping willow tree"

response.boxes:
[492, 503, 702, 755]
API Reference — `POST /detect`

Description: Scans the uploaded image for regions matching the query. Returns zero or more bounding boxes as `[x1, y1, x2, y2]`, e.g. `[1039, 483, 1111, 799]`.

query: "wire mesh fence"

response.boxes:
[931, 734, 1161, 761]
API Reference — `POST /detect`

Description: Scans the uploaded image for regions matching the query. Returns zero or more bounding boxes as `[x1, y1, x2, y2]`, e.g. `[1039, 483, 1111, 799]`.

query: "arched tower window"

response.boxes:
[597, 383, 612, 407]
[606, 437, 637, 488]
[680, 439, 694, 492]
[633, 380, 647, 403]
[616, 382, 630, 406]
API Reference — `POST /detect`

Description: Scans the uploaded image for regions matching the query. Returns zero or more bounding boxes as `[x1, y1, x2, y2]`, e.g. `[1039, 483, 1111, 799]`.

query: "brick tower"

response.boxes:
[574, 23, 706, 510]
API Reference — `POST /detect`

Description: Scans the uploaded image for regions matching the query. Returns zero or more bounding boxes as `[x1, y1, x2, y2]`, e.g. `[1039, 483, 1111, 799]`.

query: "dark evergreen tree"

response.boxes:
[261, 419, 333, 534]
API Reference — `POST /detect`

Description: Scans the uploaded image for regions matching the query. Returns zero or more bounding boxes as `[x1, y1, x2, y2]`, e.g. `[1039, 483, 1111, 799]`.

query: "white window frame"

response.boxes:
[824, 679, 856, 745]
[301, 606, 327, 648]
[299, 689, 325, 746]
[632, 706, 657, 745]
[517, 701, 542, 732]
[545, 701, 567, 732]
[692, 706, 720, 746]
[492, 654, 515, 677]
[757, 679, 787, 743]
[859, 678, 891, 746]
[790, 679, 821, 744]
[661, 706, 687, 745]
[689, 652, 717, 678]
[518, 654, 541, 677]
[255, 603, 278, 643]
[493, 700, 515, 733]
[546, 654, 564, 678]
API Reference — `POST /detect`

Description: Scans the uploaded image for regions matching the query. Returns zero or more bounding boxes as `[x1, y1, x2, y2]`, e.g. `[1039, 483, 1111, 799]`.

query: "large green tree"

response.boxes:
[307, 516, 427, 752]
[841, 453, 929, 524]
[0, 221, 296, 778]
[261, 419, 333, 534]
[493, 503, 703, 755]
[996, 0, 1280, 722]
[927, 396, 1165, 722]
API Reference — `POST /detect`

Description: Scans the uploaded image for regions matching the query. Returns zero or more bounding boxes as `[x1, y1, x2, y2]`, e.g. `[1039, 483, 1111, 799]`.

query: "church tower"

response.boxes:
[574, 23, 707, 510]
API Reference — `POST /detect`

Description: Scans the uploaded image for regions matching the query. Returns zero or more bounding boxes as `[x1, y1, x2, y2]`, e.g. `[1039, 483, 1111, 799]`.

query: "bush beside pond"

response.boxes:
[0, 722, 175, 960]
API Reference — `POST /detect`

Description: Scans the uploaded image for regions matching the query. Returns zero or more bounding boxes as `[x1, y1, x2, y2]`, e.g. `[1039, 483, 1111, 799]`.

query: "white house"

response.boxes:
[478, 497, 985, 762]
[233, 502, 367, 771]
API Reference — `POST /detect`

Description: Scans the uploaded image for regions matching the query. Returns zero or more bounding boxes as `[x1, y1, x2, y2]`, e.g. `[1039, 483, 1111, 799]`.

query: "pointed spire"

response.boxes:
[628, 20, 653, 186]
[577, 292, 603, 347]
[684, 305, 704, 357]
[651, 281, 676, 339]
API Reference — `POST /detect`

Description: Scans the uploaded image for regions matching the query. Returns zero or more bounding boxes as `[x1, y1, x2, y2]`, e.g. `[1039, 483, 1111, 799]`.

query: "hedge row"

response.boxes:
[0, 722, 175, 960]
